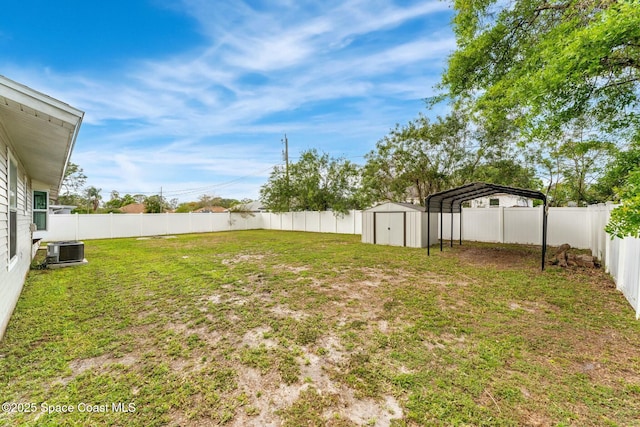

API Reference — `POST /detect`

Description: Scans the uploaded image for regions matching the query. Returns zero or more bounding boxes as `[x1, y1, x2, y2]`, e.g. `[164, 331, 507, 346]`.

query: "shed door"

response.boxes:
[375, 213, 405, 246]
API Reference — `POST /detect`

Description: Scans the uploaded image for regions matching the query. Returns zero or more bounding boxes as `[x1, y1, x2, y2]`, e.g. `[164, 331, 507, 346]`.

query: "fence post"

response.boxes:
[499, 206, 505, 243]
[616, 238, 625, 291]
[586, 205, 595, 256]
[110, 212, 113, 239]
[604, 205, 613, 272]
[75, 213, 80, 240]
[636, 262, 640, 319]
[352, 210, 356, 234]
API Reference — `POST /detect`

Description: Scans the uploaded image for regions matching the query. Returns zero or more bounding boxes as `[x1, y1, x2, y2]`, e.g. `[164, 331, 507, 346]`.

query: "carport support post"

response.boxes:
[450, 208, 454, 247]
[449, 200, 454, 248]
[541, 202, 548, 271]
[460, 207, 463, 246]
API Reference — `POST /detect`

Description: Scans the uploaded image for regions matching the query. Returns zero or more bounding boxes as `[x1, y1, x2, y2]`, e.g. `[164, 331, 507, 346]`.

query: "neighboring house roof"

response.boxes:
[194, 206, 227, 213]
[0, 75, 84, 198]
[120, 203, 146, 214]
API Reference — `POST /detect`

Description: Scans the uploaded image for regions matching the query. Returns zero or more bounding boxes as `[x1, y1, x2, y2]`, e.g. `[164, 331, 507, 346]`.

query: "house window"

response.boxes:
[33, 191, 48, 231]
[489, 198, 500, 207]
[9, 158, 18, 260]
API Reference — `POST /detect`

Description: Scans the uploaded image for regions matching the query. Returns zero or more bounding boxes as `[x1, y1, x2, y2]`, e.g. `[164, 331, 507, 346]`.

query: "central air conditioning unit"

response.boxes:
[46, 241, 85, 264]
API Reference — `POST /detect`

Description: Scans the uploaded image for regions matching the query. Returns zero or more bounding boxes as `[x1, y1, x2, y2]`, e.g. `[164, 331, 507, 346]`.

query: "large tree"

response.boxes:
[104, 191, 137, 210]
[594, 140, 640, 202]
[362, 110, 541, 203]
[260, 149, 364, 214]
[471, 159, 541, 190]
[362, 111, 473, 205]
[529, 119, 617, 205]
[443, 0, 640, 139]
[84, 186, 102, 212]
[58, 162, 87, 206]
[143, 195, 176, 213]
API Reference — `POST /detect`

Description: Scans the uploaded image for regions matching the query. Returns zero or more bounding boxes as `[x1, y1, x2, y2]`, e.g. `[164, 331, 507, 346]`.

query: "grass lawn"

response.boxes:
[1, 230, 640, 426]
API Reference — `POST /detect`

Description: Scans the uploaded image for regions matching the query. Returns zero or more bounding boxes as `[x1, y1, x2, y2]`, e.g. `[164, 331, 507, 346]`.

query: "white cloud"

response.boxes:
[3, 0, 455, 200]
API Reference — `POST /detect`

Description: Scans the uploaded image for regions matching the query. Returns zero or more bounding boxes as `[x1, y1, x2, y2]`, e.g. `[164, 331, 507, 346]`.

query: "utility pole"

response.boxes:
[160, 186, 163, 213]
[282, 134, 290, 211]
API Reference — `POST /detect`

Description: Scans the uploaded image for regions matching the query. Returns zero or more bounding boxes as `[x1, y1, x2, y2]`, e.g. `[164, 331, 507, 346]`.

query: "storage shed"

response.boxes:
[362, 202, 438, 248]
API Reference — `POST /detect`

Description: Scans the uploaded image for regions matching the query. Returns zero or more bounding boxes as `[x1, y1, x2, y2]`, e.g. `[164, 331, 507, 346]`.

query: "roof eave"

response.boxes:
[0, 75, 84, 196]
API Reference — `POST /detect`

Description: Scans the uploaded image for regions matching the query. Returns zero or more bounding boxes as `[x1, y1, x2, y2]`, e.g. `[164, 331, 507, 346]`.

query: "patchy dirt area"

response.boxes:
[448, 244, 544, 269]
[229, 335, 403, 427]
[4, 233, 639, 427]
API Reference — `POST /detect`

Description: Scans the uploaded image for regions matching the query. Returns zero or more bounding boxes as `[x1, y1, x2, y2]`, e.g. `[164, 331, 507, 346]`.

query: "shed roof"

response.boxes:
[426, 182, 546, 213]
[365, 202, 426, 213]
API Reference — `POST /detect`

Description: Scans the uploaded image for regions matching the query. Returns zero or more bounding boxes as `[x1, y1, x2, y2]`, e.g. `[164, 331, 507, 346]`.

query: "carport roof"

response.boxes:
[425, 182, 547, 213]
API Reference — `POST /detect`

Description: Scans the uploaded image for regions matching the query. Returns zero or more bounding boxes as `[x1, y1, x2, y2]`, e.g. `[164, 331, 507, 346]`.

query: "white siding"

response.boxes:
[0, 129, 35, 339]
[0, 138, 7, 266]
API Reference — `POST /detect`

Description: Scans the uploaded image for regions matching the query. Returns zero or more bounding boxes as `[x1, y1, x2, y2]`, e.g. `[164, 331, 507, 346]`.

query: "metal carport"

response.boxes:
[425, 182, 548, 270]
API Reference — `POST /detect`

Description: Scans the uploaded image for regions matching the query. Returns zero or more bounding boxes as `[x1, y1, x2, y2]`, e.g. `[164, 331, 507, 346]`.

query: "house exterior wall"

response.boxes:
[471, 194, 532, 208]
[0, 125, 34, 338]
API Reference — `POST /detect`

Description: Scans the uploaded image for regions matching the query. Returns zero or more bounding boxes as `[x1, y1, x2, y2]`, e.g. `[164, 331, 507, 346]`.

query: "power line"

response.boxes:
[101, 148, 367, 199]
[111, 163, 281, 198]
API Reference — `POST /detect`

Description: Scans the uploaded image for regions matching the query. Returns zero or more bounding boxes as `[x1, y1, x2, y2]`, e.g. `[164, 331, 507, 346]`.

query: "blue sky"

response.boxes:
[1, 0, 455, 202]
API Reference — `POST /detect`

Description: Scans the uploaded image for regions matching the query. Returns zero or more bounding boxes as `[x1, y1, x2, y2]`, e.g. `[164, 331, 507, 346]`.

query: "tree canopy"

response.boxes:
[58, 162, 87, 206]
[362, 112, 472, 204]
[440, 0, 640, 228]
[84, 186, 102, 212]
[362, 111, 541, 205]
[104, 191, 138, 210]
[443, 0, 640, 140]
[143, 195, 176, 213]
[260, 149, 365, 214]
[605, 168, 640, 238]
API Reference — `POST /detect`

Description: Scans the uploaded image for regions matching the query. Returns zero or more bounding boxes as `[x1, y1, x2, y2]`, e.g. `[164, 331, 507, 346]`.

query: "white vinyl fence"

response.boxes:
[47, 210, 362, 241]
[46, 205, 639, 318]
[588, 204, 640, 319]
[439, 207, 592, 248]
